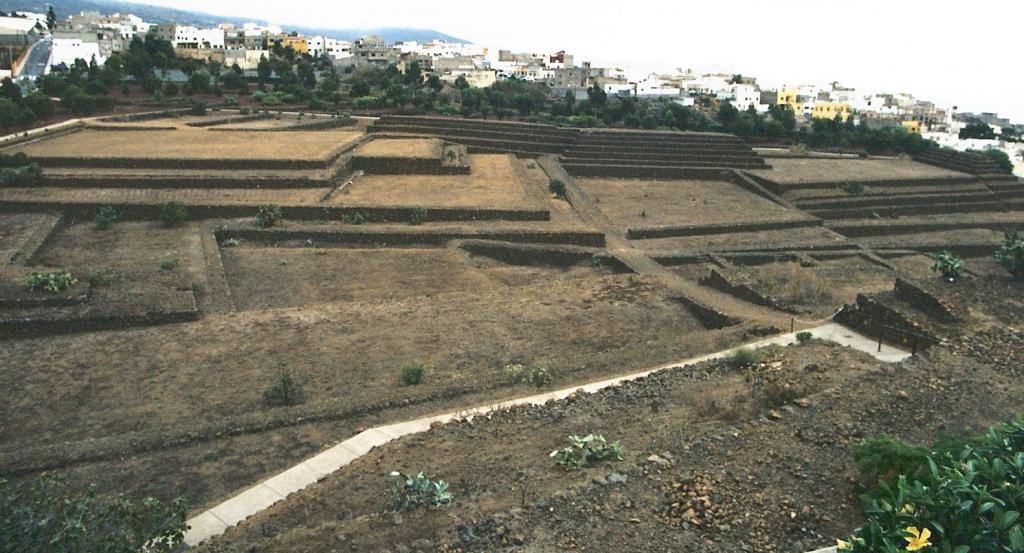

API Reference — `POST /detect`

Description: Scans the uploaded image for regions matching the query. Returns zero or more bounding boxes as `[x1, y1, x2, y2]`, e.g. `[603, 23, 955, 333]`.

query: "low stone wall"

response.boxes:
[217, 226, 604, 248]
[95, 108, 191, 123]
[0, 302, 199, 341]
[835, 292, 939, 350]
[35, 173, 332, 189]
[809, 199, 1008, 220]
[698, 268, 791, 312]
[893, 278, 960, 324]
[828, 220, 1024, 238]
[628, 217, 821, 240]
[185, 112, 273, 127]
[797, 191, 996, 211]
[564, 163, 765, 178]
[0, 200, 550, 224]
[672, 296, 741, 330]
[453, 239, 631, 271]
[350, 156, 470, 175]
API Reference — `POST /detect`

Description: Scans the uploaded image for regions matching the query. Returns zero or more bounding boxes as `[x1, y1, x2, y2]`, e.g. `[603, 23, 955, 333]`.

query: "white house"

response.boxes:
[725, 83, 766, 112]
[635, 74, 681, 97]
[307, 36, 352, 59]
[50, 37, 105, 66]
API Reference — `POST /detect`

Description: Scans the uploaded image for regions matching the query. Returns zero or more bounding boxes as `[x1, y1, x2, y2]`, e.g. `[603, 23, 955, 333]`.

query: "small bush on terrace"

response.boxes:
[27, 270, 76, 293]
[409, 206, 427, 225]
[263, 369, 303, 407]
[796, 331, 813, 345]
[549, 179, 567, 198]
[188, 100, 207, 116]
[255, 204, 283, 228]
[158, 202, 187, 227]
[0, 475, 188, 553]
[93, 205, 120, 230]
[401, 361, 427, 386]
[159, 258, 178, 271]
[840, 417, 1024, 552]
[840, 181, 865, 195]
[550, 434, 623, 471]
[525, 365, 554, 388]
[930, 250, 964, 281]
[341, 212, 365, 225]
[388, 471, 453, 511]
[727, 347, 762, 367]
[994, 229, 1024, 280]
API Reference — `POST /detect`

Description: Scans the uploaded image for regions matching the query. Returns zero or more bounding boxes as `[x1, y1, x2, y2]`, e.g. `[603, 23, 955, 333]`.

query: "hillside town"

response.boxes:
[0, 7, 1020, 174]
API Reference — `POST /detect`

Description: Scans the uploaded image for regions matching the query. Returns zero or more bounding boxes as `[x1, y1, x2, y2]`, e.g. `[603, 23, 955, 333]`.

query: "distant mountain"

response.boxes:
[4, 0, 470, 43]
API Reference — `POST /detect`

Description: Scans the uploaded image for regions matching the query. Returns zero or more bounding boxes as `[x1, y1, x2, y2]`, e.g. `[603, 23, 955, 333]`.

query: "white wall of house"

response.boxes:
[50, 37, 105, 66]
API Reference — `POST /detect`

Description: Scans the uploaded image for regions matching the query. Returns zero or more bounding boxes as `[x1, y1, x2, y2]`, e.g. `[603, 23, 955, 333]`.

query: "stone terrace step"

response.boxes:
[561, 156, 767, 168]
[374, 116, 579, 139]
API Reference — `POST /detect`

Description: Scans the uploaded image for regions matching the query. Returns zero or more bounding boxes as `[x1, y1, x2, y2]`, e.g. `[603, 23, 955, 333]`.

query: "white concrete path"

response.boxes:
[183, 322, 909, 546]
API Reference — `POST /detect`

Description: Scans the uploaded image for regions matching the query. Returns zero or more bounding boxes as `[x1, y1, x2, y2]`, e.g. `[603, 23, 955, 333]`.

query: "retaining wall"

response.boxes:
[628, 218, 821, 240]
[893, 278, 960, 324]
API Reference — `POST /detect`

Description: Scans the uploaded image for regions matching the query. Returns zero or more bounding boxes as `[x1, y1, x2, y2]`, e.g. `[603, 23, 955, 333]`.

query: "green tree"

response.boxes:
[453, 75, 469, 90]
[717, 100, 739, 127]
[256, 55, 272, 85]
[46, 6, 56, 30]
[959, 121, 996, 140]
[296, 58, 316, 89]
[187, 69, 210, 94]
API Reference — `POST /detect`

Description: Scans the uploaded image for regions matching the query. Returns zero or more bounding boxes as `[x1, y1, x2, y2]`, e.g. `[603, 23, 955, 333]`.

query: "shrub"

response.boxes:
[341, 212, 365, 225]
[409, 206, 427, 225]
[930, 250, 964, 281]
[0, 475, 188, 552]
[727, 347, 762, 367]
[159, 258, 178, 271]
[796, 331, 813, 345]
[549, 179, 567, 198]
[86, 268, 118, 288]
[255, 204, 283, 228]
[263, 369, 302, 407]
[188, 100, 207, 116]
[27, 270, 76, 293]
[840, 417, 1024, 553]
[221, 238, 241, 247]
[93, 205, 120, 230]
[525, 365, 553, 388]
[841, 181, 865, 195]
[994, 229, 1024, 280]
[549, 434, 623, 471]
[755, 262, 833, 306]
[388, 471, 453, 511]
[401, 361, 427, 386]
[158, 202, 187, 227]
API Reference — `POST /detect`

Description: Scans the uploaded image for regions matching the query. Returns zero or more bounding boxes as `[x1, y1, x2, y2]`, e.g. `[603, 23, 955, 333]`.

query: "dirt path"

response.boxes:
[183, 322, 909, 546]
[538, 156, 801, 328]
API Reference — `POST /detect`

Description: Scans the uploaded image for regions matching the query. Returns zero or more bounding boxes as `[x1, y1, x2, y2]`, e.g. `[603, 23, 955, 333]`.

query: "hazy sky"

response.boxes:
[127, 0, 1024, 122]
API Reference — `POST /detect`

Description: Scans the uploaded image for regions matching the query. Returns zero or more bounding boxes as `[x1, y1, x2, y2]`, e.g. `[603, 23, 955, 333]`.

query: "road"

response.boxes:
[17, 36, 51, 80]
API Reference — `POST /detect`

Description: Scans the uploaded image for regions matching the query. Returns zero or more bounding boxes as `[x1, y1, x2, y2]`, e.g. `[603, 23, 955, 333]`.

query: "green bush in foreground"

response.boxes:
[27, 270, 76, 293]
[549, 179, 567, 198]
[93, 205, 120, 230]
[550, 434, 623, 471]
[727, 347, 763, 367]
[388, 471, 453, 510]
[409, 206, 427, 225]
[840, 416, 1024, 552]
[931, 250, 965, 281]
[995, 230, 1024, 280]
[0, 475, 187, 552]
[255, 204, 282, 228]
[401, 361, 427, 386]
[263, 369, 303, 407]
[796, 331, 814, 345]
[158, 202, 187, 227]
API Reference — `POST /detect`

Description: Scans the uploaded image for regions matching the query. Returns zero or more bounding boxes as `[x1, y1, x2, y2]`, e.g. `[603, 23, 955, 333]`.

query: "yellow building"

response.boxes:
[280, 36, 309, 55]
[901, 120, 922, 134]
[776, 88, 804, 114]
[811, 101, 852, 122]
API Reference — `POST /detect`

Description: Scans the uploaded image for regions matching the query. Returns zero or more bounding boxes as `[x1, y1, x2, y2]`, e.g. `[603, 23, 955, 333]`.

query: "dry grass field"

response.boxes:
[222, 247, 497, 310]
[353, 137, 442, 158]
[762, 157, 970, 184]
[6, 128, 362, 161]
[578, 177, 807, 229]
[333, 154, 534, 208]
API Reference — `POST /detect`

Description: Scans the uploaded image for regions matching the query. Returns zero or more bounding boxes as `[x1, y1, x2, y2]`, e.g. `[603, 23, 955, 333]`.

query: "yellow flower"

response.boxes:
[900, 504, 914, 514]
[904, 526, 932, 551]
[836, 539, 852, 550]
